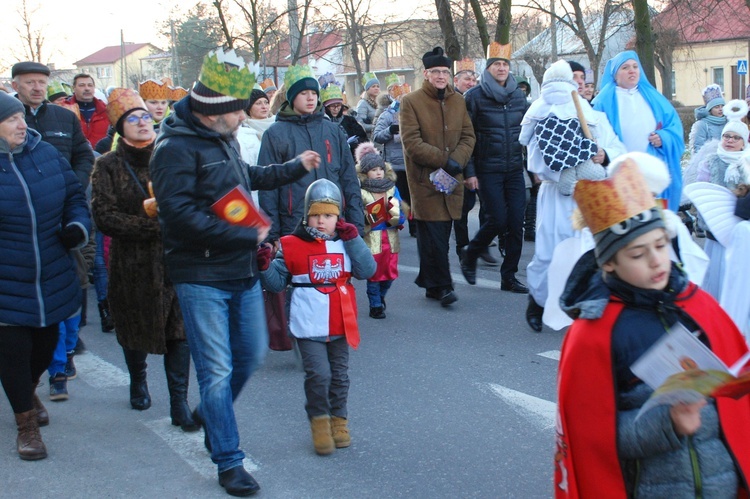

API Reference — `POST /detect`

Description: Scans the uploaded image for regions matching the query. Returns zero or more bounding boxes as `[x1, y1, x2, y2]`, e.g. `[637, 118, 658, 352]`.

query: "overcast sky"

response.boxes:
[0, 0, 178, 74]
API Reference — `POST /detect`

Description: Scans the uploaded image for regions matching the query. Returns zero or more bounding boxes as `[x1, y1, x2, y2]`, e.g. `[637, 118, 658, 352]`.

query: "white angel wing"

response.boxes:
[683, 182, 741, 247]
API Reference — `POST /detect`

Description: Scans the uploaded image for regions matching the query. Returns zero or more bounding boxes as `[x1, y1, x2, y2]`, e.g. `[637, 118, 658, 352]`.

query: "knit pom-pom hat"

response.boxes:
[355, 142, 385, 174]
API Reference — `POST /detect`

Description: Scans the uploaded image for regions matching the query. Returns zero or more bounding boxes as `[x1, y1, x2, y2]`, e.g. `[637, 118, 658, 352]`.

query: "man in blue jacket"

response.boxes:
[460, 43, 530, 293]
[150, 49, 320, 497]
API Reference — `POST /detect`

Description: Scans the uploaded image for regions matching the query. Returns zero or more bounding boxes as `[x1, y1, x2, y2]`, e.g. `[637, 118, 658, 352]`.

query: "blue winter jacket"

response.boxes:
[0, 128, 91, 327]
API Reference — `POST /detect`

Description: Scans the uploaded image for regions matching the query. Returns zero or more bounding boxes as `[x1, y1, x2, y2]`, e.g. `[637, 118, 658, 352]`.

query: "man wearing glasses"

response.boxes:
[400, 47, 476, 307]
[459, 42, 530, 295]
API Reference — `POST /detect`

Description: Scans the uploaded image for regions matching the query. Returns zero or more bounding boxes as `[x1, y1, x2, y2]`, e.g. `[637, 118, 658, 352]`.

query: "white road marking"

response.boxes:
[537, 350, 561, 361]
[487, 383, 556, 431]
[74, 351, 130, 388]
[398, 264, 502, 289]
[144, 417, 259, 479]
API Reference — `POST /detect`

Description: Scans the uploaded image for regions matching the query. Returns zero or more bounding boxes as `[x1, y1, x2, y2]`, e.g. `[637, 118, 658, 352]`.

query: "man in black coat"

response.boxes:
[460, 45, 530, 293]
[11, 62, 94, 189]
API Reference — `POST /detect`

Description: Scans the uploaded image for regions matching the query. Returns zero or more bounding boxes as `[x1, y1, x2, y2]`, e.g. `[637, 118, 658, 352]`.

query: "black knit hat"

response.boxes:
[568, 60, 586, 75]
[190, 80, 250, 116]
[248, 89, 268, 110]
[423, 47, 452, 70]
[12, 61, 50, 78]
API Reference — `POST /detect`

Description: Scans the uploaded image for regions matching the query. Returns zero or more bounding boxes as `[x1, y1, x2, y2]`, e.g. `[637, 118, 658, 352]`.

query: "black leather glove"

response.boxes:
[59, 224, 85, 249]
[389, 124, 399, 134]
[444, 158, 463, 177]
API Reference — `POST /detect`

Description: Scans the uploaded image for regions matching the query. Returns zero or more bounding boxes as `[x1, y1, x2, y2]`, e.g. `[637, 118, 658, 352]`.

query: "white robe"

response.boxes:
[521, 99, 626, 309]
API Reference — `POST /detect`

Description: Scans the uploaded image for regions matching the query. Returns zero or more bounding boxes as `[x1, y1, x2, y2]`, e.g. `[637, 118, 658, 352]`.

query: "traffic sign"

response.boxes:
[739, 60, 748, 75]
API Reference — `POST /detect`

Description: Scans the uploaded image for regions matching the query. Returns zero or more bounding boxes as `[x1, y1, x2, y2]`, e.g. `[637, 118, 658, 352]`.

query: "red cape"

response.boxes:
[555, 283, 750, 498]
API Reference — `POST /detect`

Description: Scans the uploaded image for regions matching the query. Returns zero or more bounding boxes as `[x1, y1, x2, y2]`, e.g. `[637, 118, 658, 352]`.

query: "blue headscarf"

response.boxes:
[593, 51, 685, 210]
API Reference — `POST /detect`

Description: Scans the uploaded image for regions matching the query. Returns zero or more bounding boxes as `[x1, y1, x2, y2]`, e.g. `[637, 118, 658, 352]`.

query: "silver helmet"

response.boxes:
[303, 179, 342, 219]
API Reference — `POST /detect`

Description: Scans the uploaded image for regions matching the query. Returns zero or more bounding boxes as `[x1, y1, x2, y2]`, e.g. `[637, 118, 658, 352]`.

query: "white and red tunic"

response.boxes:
[280, 235, 361, 348]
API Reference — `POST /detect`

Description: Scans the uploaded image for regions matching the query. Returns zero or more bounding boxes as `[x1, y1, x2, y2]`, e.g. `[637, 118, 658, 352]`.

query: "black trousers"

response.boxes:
[453, 187, 488, 255]
[0, 325, 59, 413]
[468, 170, 526, 281]
[414, 219, 454, 291]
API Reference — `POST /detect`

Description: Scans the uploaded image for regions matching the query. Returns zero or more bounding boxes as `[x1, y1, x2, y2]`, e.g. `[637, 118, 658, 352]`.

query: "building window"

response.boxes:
[97, 66, 112, 79]
[386, 39, 403, 58]
[357, 45, 366, 62]
[671, 70, 676, 97]
[713, 67, 724, 91]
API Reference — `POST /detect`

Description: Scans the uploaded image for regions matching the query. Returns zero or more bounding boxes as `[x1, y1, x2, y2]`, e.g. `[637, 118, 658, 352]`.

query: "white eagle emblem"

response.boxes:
[311, 258, 342, 282]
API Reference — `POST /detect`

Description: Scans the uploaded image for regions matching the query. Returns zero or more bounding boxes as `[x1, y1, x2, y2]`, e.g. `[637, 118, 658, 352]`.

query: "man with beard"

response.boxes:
[150, 49, 321, 497]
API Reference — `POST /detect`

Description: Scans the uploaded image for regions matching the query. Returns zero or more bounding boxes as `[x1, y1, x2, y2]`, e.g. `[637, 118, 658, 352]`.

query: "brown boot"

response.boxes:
[331, 416, 351, 448]
[14, 410, 47, 460]
[310, 415, 334, 455]
[33, 393, 49, 427]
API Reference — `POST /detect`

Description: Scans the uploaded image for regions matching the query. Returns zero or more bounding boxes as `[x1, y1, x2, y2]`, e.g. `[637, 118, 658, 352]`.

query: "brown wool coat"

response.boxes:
[399, 80, 475, 221]
[91, 139, 184, 354]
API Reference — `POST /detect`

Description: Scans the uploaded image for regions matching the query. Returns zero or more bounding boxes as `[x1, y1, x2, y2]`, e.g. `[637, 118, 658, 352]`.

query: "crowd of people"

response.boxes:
[2, 41, 750, 498]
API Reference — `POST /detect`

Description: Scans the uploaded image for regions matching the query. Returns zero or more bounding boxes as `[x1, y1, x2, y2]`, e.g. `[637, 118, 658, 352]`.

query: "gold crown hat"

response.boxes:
[139, 79, 170, 100]
[486, 42, 512, 62]
[259, 78, 277, 92]
[106, 88, 148, 129]
[190, 48, 257, 115]
[391, 83, 411, 99]
[574, 160, 665, 265]
[168, 86, 189, 101]
[454, 58, 476, 75]
[385, 73, 401, 89]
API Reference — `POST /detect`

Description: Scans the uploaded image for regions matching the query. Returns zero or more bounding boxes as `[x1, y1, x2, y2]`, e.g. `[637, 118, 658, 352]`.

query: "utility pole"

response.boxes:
[550, 0, 557, 60]
[170, 19, 183, 87]
[120, 30, 126, 87]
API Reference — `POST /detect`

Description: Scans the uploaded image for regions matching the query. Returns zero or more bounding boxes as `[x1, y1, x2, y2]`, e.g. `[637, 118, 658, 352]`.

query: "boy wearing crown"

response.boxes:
[554, 161, 750, 498]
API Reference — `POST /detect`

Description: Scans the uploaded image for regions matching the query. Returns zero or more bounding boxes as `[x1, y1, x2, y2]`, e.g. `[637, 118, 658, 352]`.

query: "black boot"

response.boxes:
[164, 341, 200, 432]
[526, 296, 544, 333]
[98, 299, 115, 333]
[122, 347, 151, 410]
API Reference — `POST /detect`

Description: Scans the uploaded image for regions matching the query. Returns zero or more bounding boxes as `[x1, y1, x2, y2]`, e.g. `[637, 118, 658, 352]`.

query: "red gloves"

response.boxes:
[257, 244, 272, 271]
[336, 219, 359, 241]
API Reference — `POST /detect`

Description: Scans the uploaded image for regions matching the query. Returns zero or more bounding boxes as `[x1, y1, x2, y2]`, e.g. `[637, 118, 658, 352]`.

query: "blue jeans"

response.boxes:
[366, 280, 392, 308]
[93, 231, 108, 302]
[48, 315, 80, 377]
[175, 281, 268, 473]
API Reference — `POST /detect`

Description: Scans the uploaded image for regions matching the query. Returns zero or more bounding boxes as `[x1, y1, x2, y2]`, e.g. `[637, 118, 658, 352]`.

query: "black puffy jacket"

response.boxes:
[464, 72, 528, 176]
[21, 99, 94, 188]
[150, 98, 309, 284]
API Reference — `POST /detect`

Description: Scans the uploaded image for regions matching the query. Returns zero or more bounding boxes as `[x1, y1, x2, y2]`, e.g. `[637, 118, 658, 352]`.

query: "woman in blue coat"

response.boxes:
[0, 93, 90, 461]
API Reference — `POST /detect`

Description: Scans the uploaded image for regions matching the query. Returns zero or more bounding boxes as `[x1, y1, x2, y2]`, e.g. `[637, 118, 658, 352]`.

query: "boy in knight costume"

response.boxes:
[258, 179, 375, 456]
[555, 161, 750, 497]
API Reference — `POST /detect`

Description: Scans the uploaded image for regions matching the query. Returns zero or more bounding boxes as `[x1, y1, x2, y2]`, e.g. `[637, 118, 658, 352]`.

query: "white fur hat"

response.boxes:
[607, 152, 671, 195]
[722, 99, 750, 145]
[542, 60, 575, 87]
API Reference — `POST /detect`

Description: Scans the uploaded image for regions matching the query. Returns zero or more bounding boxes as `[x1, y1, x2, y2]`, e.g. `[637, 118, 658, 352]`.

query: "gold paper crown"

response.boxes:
[106, 88, 147, 127]
[139, 79, 170, 100]
[260, 78, 276, 91]
[197, 49, 256, 100]
[486, 42, 512, 61]
[573, 160, 656, 234]
[391, 83, 411, 99]
[454, 58, 476, 74]
[160, 77, 174, 87]
[169, 86, 189, 101]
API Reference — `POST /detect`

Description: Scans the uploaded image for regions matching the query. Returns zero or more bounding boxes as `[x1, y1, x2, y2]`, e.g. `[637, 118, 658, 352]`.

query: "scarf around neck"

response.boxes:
[361, 178, 394, 193]
[480, 69, 518, 103]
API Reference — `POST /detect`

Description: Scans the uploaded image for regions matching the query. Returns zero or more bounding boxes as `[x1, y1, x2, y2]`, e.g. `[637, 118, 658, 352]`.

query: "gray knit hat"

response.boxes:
[592, 207, 665, 266]
[355, 142, 385, 173]
[0, 92, 25, 123]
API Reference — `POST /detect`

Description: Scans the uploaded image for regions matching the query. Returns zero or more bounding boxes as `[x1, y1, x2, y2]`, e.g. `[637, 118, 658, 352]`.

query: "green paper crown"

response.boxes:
[285, 64, 316, 90]
[198, 49, 256, 100]
[385, 73, 400, 88]
[47, 80, 68, 99]
[362, 72, 377, 87]
[320, 84, 343, 103]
